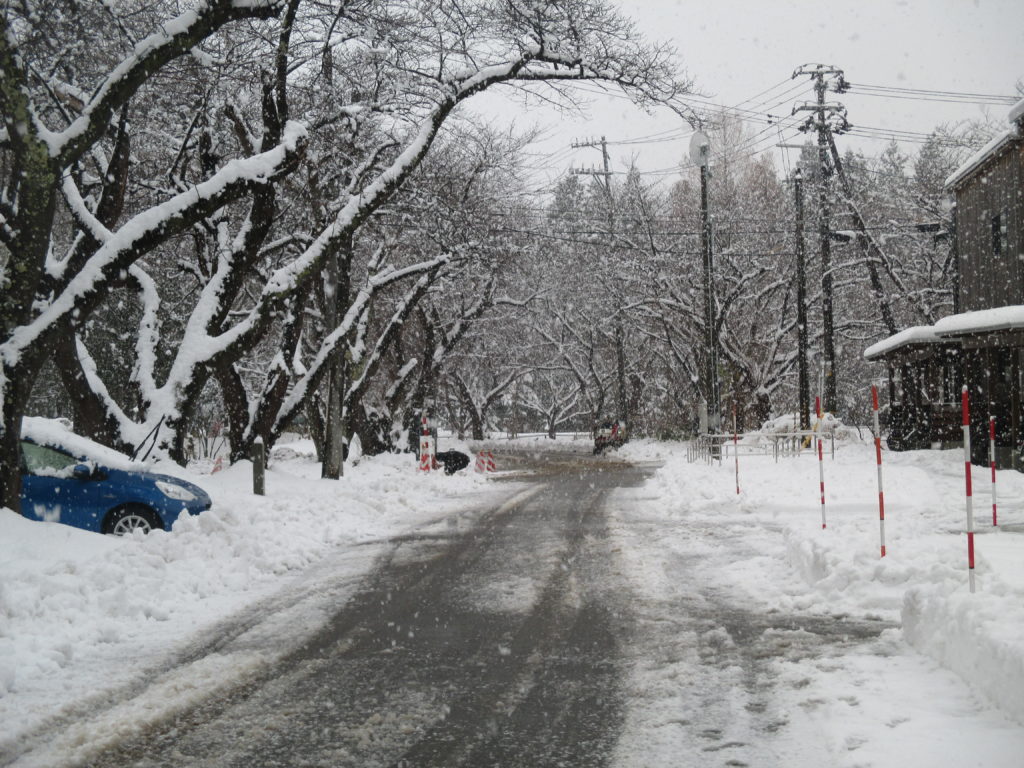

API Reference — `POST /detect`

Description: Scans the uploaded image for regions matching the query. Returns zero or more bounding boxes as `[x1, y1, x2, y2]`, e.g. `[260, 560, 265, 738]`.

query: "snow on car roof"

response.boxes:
[21, 417, 148, 472]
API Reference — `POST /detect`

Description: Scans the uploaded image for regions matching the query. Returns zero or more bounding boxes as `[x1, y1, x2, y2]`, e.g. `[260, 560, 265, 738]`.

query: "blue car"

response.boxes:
[19, 420, 211, 535]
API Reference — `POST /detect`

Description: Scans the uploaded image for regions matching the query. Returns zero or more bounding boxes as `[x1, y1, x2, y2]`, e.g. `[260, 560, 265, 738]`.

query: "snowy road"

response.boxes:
[74, 452, 644, 767]
[17, 447, 1024, 767]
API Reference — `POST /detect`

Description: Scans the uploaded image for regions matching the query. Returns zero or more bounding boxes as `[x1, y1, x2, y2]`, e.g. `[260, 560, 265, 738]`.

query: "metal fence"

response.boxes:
[688, 430, 835, 464]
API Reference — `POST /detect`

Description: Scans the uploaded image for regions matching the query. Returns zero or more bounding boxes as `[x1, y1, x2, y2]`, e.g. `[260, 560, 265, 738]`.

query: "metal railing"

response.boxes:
[688, 430, 835, 463]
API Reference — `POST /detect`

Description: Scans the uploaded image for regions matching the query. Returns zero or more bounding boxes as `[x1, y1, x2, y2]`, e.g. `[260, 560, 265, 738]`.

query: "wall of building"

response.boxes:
[956, 142, 1023, 312]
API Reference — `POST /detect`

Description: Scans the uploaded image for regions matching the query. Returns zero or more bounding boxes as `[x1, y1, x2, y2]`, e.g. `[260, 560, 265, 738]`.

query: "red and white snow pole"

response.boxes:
[989, 415, 998, 527]
[817, 395, 826, 529]
[871, 384, 886, 557]
[733, 401, 740, 495]
[962, 386, 976, 593]
[418, 414, 434, 472]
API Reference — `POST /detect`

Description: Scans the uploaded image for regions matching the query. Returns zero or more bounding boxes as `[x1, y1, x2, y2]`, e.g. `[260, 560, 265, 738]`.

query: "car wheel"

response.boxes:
[103, 504, 163, 535]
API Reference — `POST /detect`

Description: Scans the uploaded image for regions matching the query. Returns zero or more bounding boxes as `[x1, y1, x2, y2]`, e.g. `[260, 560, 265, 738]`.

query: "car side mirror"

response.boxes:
[73, 463, 93, 480]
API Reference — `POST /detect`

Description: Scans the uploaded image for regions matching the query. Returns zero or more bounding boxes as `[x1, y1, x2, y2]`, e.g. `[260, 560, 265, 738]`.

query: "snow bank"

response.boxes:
[0, 448, 501, 742]
[904, 583, 1024, 724]
[613, 438, 676, 462]
[647, 436, 1024, 725]
[777, 445, 1024, 723]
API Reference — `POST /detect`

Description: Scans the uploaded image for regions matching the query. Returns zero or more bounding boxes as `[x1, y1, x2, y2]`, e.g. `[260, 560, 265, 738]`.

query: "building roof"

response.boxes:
[944, 128, 1018, 190]
[944, 96, 1023, 191]
[863, 325, 945, 361]
[1010, 96, 1024, 126]
[863, 306, 1024, 360]
[865, 307, 1024, 361]
[934, 306, 1024, 337]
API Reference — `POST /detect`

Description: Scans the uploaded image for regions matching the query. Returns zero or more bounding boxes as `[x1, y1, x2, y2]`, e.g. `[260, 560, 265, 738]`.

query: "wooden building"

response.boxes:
[865, 97, 1024, 466]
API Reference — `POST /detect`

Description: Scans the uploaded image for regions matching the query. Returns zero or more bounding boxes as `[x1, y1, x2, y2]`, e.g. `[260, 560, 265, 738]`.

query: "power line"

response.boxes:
[849, 82, 1018, 103]
[727, 77, 795, 109]
[850, 90, 1018, 106]
[377, 204, 945, 235]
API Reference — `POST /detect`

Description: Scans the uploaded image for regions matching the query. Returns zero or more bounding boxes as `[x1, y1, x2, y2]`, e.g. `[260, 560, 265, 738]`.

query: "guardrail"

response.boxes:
[688, 430, 835, 464]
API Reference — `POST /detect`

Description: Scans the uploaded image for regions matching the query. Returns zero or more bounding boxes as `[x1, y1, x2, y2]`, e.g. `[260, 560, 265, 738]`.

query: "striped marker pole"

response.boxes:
[989, 415, 998, 527]
[817, 396, 826, 529]
[419, 415, 433, 472]
[871, 385, 886, 557]
[962, 386, 976, 593]
[733, 402, 740, 495]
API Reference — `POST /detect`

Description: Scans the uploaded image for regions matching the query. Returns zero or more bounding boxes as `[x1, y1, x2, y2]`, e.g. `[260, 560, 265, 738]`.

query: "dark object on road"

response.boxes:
[435, 450, 470, 475]
[594, 420, 626, 455]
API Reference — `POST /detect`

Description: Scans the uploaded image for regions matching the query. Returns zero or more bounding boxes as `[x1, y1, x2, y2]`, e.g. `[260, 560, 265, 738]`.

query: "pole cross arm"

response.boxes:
[792, 103, 848, 115]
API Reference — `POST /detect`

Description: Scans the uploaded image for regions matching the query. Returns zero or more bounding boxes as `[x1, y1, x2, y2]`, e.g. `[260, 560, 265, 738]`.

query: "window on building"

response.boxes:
[992, 210, 1009, 257]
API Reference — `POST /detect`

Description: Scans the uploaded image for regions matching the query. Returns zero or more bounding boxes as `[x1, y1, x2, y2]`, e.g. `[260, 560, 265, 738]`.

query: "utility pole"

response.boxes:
[794, 167, 811, 431]
[792, 64, 849, 414]
[571, 136, 612, 196]
[700, 161, 721, 432]
[689, 129, 720, 434]
[573, 136, 628, 426]
[779, 141, 811, 430]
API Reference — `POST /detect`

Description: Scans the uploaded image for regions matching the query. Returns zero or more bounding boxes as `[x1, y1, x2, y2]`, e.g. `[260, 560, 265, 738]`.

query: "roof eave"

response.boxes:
[944, 132, 1017, 192]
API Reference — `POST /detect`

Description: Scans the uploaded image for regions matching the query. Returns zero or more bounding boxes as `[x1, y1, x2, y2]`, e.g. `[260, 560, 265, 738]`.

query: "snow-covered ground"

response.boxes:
[3, 431, 1024, 766]
[609, 436, 1024, 765]
[0, 440, 514, 763]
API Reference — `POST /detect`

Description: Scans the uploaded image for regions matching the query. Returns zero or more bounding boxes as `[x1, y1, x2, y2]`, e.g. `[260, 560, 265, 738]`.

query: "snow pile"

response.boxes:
[648, 438, 1024, 724]
[0, 448, 500, 741]
[759, 411, 863, 442]
[904, 583, 1024, 724]
[613, 438, 676, 462]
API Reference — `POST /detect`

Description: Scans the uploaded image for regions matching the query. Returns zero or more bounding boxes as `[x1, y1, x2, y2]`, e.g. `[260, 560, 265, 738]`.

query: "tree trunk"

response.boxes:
[470, 407, 485, 441]
[0, 358, 40, 512]
[216, 363, 251, 463]
[1, 394, 26, 513]
[305, 395, 326, 463]
[627, 373, 643, 435]
[322, 357, 347, 479]
[53, 327, 132, 452]
[615, 321, 628, 424]
[321, 245, 347, 479]
[753, 389, 771, 427]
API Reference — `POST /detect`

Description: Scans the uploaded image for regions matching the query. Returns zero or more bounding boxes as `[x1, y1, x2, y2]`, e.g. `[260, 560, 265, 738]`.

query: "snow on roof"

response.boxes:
[1010, 96, 1024, 126]
[863, 326, 945, 360]
[866, 305, 1024, 359]
[945, 97, 1024, 190]
[933, 305, 1024, 337]
[943, 128, 1017, 190]
[21, 417, 145, 471]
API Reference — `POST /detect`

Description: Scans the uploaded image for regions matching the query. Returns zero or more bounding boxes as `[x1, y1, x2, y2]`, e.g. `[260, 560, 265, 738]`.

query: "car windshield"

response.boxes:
[21, 441, 79, 476]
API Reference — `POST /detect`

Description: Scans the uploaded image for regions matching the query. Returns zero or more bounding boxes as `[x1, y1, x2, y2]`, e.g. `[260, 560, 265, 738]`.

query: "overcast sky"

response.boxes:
[469, 0, 1024, 192]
